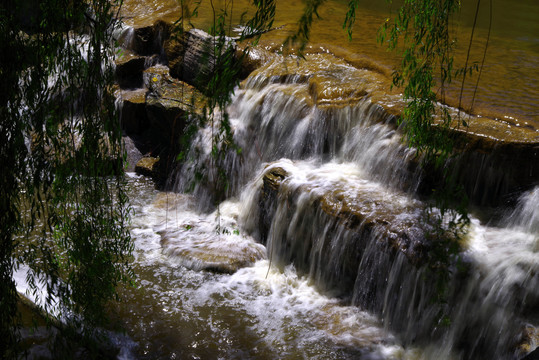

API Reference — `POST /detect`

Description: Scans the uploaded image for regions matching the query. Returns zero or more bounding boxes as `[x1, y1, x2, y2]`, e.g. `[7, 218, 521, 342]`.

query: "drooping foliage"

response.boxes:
[377, 0, 471, 231]
[342, 0, 477, 232]
[378, 0, 461, 162]
[0, 0, 132, 357]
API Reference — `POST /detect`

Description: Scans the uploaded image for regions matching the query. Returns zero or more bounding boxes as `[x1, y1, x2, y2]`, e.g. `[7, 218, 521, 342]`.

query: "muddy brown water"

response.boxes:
[120, 0, 538, 130]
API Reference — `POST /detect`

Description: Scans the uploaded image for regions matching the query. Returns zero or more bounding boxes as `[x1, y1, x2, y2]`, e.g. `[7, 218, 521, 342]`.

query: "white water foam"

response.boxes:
[125, 174, 423, 359]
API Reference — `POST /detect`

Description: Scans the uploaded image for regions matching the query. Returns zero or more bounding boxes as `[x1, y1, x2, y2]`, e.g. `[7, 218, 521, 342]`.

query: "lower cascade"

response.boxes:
[110, 52, 539, 360]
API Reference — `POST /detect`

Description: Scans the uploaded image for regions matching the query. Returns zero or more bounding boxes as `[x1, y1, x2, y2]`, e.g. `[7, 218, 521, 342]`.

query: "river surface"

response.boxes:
[120, 0, 539, 130]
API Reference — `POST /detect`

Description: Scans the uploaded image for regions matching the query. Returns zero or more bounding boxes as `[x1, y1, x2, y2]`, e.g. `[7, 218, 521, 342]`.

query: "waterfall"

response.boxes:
[165, 53, 538, 359]
[174, 55, 420, 210]
[509, 186, 539, 235]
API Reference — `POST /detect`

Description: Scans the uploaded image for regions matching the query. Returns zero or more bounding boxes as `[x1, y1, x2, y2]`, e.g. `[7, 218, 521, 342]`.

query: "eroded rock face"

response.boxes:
[114, 60, 208, 184]
[144, 65, 206, 164]
[123, 136, 143, 172]
[144, 65, 207, 117]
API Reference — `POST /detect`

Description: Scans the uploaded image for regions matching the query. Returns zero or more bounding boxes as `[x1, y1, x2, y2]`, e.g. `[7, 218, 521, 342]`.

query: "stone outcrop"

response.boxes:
[114, 28, 208, 184]
[123, 135, 144, 172]
[259, 165, 460, 272]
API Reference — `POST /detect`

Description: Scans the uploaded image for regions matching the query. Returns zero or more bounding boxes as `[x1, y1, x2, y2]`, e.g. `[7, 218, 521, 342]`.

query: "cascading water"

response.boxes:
[175, 54, 420, 209]
[136, 53, 538, 359]
[106, 51, 528, 359]
[509, 187, 539, 235]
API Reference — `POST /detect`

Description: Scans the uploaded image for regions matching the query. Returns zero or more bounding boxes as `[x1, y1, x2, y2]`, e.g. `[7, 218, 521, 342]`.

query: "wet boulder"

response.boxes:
[116, 88, 149, 135]
[160, 228, 266, 273]
[517, 325, 539, 359]
[234, 44, 276, 80]
[164, 29, 238, 93]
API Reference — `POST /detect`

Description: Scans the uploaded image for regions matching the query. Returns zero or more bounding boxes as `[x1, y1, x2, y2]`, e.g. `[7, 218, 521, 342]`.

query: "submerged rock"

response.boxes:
[160, 229, 266, 273]
[244, 53, 397, 109]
